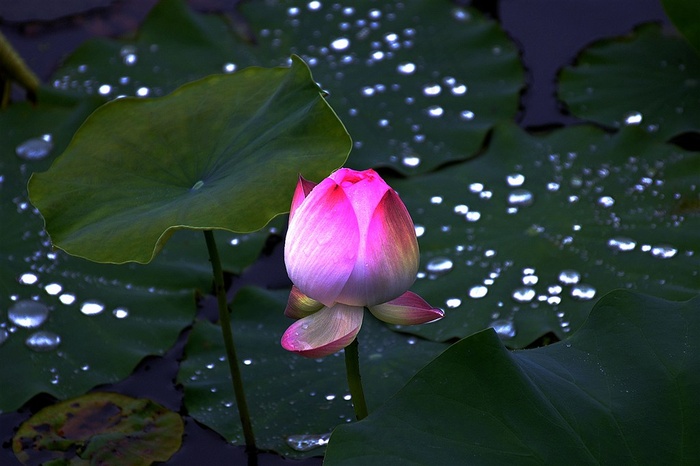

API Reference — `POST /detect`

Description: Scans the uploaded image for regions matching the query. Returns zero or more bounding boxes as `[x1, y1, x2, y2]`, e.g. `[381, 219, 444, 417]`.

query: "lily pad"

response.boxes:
[54, 0, 524, 174]
[0, 90, 271, 412]
[559, 23, 700, 139]
[240, 0, 525, 173]
[12, 392, 183, 465]
[393, 122, 699, 347]
[325, 291, 700, 465]
[178, 286, 448, 457]
[29, 55, 350, 264]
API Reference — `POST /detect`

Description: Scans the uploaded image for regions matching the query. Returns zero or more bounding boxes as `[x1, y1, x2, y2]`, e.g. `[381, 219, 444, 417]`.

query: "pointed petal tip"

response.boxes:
[369, 291, 445, 326]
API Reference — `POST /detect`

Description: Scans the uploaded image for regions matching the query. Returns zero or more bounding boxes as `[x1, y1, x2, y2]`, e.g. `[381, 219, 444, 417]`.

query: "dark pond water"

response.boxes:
[0, 0, 670, 464]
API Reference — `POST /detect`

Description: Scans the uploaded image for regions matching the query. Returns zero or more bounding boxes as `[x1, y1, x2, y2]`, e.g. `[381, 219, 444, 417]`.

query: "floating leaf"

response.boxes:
[240, 0, 524, 173]
[0, 90, 270, 412]
[178, 287, 447, 457]
[54, 0, 524, 174]
[394, 122, 699, 347]
[29, 56, 350, 264]
[559, 23, 700, 139]
[12, 392, 183, 465]
[325, 291, 700, 465]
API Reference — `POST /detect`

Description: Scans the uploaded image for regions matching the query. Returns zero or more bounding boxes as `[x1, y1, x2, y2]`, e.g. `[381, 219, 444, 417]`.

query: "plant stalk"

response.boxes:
[204, 230, 257, 451]
[344, 337, 369, 420]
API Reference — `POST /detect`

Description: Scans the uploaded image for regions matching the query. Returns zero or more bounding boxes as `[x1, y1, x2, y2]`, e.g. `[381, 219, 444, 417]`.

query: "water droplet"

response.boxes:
[465, 211, 481, 222]
[307, 1, 322, 11]
[59, 293, 76, 305]
[16, 134, 53, 161]
[490, 319, 516, 339]
[80, 300, 105, 316]
[597, 196, 615, 208]
[25, 331, 61, 352]
[423, 84, 441, 96]
[18, 272, 38, 285]
[136, 87, 150, 97]
[98, 84, 112, 95]
[454, 204, 469, 214]
[243, 359, 253, 365]
[522, 275, 538, 286]
[414, 224, 425, 237]
[286, 433, 331, 452]
[397, 62, 416, 74]
[459, 110, 475, 121]
[571, 284, 596, 300]
[547, 182, 560, 192]
[651, 244, 677, 259]
[426, 257, 453, 276]
[120, 45, 138, 66]
[558, 270, 581, 285]
[468, 285, 488, 299]
[331, 37, 350, 51]
[113, 308, 129, 319]
[607, 237, 636, 252]
[451, 84, 467, 95]
[9, 300, 50, 328]
[548, 285, 562, 295]
[426, 105, 444, 117]
[446, 298, 462, 308]
[508, 189, 534, 207]
[0, 329, 8, 346]
[623, 111, 642, 125]
[512, 287, 536, 303]
[402, 155, 421, 167]
[430, 196, 443, 204]
[469, 183, 484, 193]
[506, 173, 525, 187]
[191, 180, 204, 191]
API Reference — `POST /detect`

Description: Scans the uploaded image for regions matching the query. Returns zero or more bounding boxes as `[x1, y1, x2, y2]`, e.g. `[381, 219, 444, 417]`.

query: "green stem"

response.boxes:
[344, 337, 369, 420]
[204, 230, 257, 451]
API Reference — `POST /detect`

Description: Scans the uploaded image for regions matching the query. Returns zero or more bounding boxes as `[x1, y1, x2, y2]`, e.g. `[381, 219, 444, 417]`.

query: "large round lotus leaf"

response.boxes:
[178, 287, 447, 458]
[325, 291, 700, 465]
[240, 0, 524, 174]
[559, 23, 700, 139]
[29, 56, 350, 264]
[12, 392, 183, 465]
[393, 122, 699, 347]
[0, 91, 271, 412]
[54, 0, 524, 175]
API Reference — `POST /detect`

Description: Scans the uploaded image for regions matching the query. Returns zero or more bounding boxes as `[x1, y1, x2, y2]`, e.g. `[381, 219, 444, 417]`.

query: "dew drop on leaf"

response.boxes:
[8, 300, 50, 329]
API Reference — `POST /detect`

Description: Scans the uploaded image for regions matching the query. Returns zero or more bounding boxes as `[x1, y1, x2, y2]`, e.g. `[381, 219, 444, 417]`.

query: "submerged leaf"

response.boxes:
[12, 392, 183, 466]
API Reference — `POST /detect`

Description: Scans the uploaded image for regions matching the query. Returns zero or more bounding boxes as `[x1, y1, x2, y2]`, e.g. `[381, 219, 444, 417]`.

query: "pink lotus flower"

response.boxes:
[281, 168, 444, 358]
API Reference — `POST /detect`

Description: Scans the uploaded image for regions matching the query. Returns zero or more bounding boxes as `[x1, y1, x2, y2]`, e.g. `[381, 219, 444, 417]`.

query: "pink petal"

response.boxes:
[284, 178, 360, 307]
[285, 286, 324, 319]
[328, 169, 389, 233]
[369, 291, 445, 325]
[336, 189, 420, 306]
[289, 175, 317, 222]
[281, 304, 364, 358]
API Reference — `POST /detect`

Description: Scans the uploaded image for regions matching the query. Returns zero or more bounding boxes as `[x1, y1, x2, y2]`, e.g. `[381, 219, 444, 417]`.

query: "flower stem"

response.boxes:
[204, 230, 257, 451]
[344, 337, 369, 420]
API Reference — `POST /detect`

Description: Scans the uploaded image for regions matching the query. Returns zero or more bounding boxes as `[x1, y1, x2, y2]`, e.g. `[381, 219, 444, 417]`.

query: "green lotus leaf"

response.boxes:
[13, 392, 183, 465]
[325, 291, 700, 465]
[54, 0, 524, 175]
[661, 0, 700, 54]
[394, 122, 699, 347]
[29, 56, 350, 264]
[178, 287, 448, 458]
[0, 89, 272, 412]
[559, 23, 700, 139]
[240, 0, 524, 174]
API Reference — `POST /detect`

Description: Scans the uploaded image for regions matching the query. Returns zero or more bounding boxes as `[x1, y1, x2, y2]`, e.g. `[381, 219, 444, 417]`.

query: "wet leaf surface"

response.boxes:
[179, 286, 448, 457]
[394, 122, 699, 347]
[559, 23, 700, 139]
[12, 392, 183, 466]
[325, 291, 700, 465]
